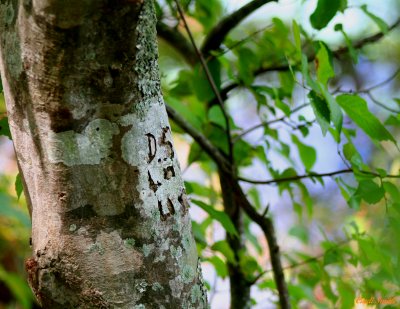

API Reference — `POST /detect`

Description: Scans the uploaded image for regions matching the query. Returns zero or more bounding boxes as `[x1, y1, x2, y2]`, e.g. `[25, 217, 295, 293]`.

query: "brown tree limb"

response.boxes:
[201, 0, 278, 55]
[156, 21, 197, 66]
[166, 104, 230, 172]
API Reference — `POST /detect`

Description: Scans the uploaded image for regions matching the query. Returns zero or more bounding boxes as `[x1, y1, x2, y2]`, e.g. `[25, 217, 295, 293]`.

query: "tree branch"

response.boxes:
[156, 21, 197, 65]
[175, 0, 234, 162]
[201, 0, 278, 55]
[233, 103, 310, 142]
[238, 168, 400, 185]
[215, 18, 400, 103]
[250, 239, 351, 285]
[166, 104, 231, 172]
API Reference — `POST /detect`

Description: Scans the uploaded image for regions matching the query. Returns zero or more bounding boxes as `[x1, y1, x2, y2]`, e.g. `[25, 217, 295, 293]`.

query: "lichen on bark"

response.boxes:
[0, 0, 207, 307]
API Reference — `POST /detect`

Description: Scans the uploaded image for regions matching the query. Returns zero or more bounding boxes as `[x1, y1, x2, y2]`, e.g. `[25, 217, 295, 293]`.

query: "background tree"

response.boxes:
[0, 0, 400, 308]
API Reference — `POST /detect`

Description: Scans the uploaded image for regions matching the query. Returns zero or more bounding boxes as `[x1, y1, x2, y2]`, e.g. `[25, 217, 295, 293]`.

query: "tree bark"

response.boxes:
[0, 0, 207, 308]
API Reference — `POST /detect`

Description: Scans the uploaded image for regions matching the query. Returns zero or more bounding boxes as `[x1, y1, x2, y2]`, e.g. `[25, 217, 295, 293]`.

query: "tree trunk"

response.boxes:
[0, 0, 207, 308]
[219, 170, 250, 309]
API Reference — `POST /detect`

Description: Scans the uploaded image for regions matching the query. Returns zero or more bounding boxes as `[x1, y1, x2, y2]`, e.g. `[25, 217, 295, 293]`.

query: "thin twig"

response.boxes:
[360, 68, 400, 92]
[174, 0, 234, 162]
[233, 103, 310, 142]
[366, 92, 400, 113]
[238, 168, 400, 185]
[249, 239, 351, 284]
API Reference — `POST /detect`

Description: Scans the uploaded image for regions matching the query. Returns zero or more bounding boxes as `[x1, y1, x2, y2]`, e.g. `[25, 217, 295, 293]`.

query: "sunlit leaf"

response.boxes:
[355, 180, 384, 204]
[211, 240, 236, 264]
[206, 256, 228, 278]
[289, 225, 309, 244]
[316, 42, 334, 85]
[291, 135, 316, 171]
[192, 199, 238, 237]
[334, 24, 358, 63]
[336, 94, 396, 144]
[361, 5, 389, 34]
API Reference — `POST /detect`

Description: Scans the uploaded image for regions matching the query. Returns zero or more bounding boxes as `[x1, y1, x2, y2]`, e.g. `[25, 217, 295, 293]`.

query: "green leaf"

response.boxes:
[291, 135, 316, 171]
[337, 280, 355, 309]
[236, 47, 259, 85]
[208, 105, 226, 129]
[192, 199, 238, 237]
[289, 225, 309, 244]
[0, 117, 11, 139]
[308, 90, 330, 135]
[0, 266, 33, 309]
[323, 248, 340, 265]
[361, 5, 389, 34]
[355, 180, 384, 204]
[206, 256, 228, 278]
[292, 20, 302, 58]
[336, 94, 396, 144]
[319, 83, 342, 133]
[211, 240, 236, 264]
[334, 24, 358, 63]
[192, 59, 221, 102]
[0, 193, 30, 227]
[239, 253, 262, 277]
[191, 220, 207, 248]
[383, 181, 400, 202]
[316, 42, 334, 85]
[234, 140, 253, 167]
[343, 142, 362, 168]
[193, 0, 223, 31]
[15, 173, 24, 200]
[310, 0, 340, 30]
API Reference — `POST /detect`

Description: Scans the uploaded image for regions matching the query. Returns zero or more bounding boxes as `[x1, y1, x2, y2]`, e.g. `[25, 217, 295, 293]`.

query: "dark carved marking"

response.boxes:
[163, 166, 175, 180]
[161, 127, 174, 159]
[146, 133, 157, 163]
[167, 198, 175, 215]
[158, 199, 175, 221]
[148, 171, 161, 193]
[178, 191, 190, 215]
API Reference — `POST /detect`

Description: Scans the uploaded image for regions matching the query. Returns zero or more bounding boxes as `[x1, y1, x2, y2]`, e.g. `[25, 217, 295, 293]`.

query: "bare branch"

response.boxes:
[238, 168, 400, 185]
[201, 0, 278, 55]
[175, 0, 234, 162]
[233, 103, 310, 142]
[250, 239, 351, 284]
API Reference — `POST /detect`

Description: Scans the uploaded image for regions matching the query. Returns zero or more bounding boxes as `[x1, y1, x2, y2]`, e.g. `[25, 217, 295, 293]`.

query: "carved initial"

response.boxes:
[146, 133, 156, 163]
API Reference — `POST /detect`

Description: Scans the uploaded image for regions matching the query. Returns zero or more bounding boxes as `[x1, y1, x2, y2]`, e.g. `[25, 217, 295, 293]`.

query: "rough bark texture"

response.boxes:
[0, 0, 207, 308]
